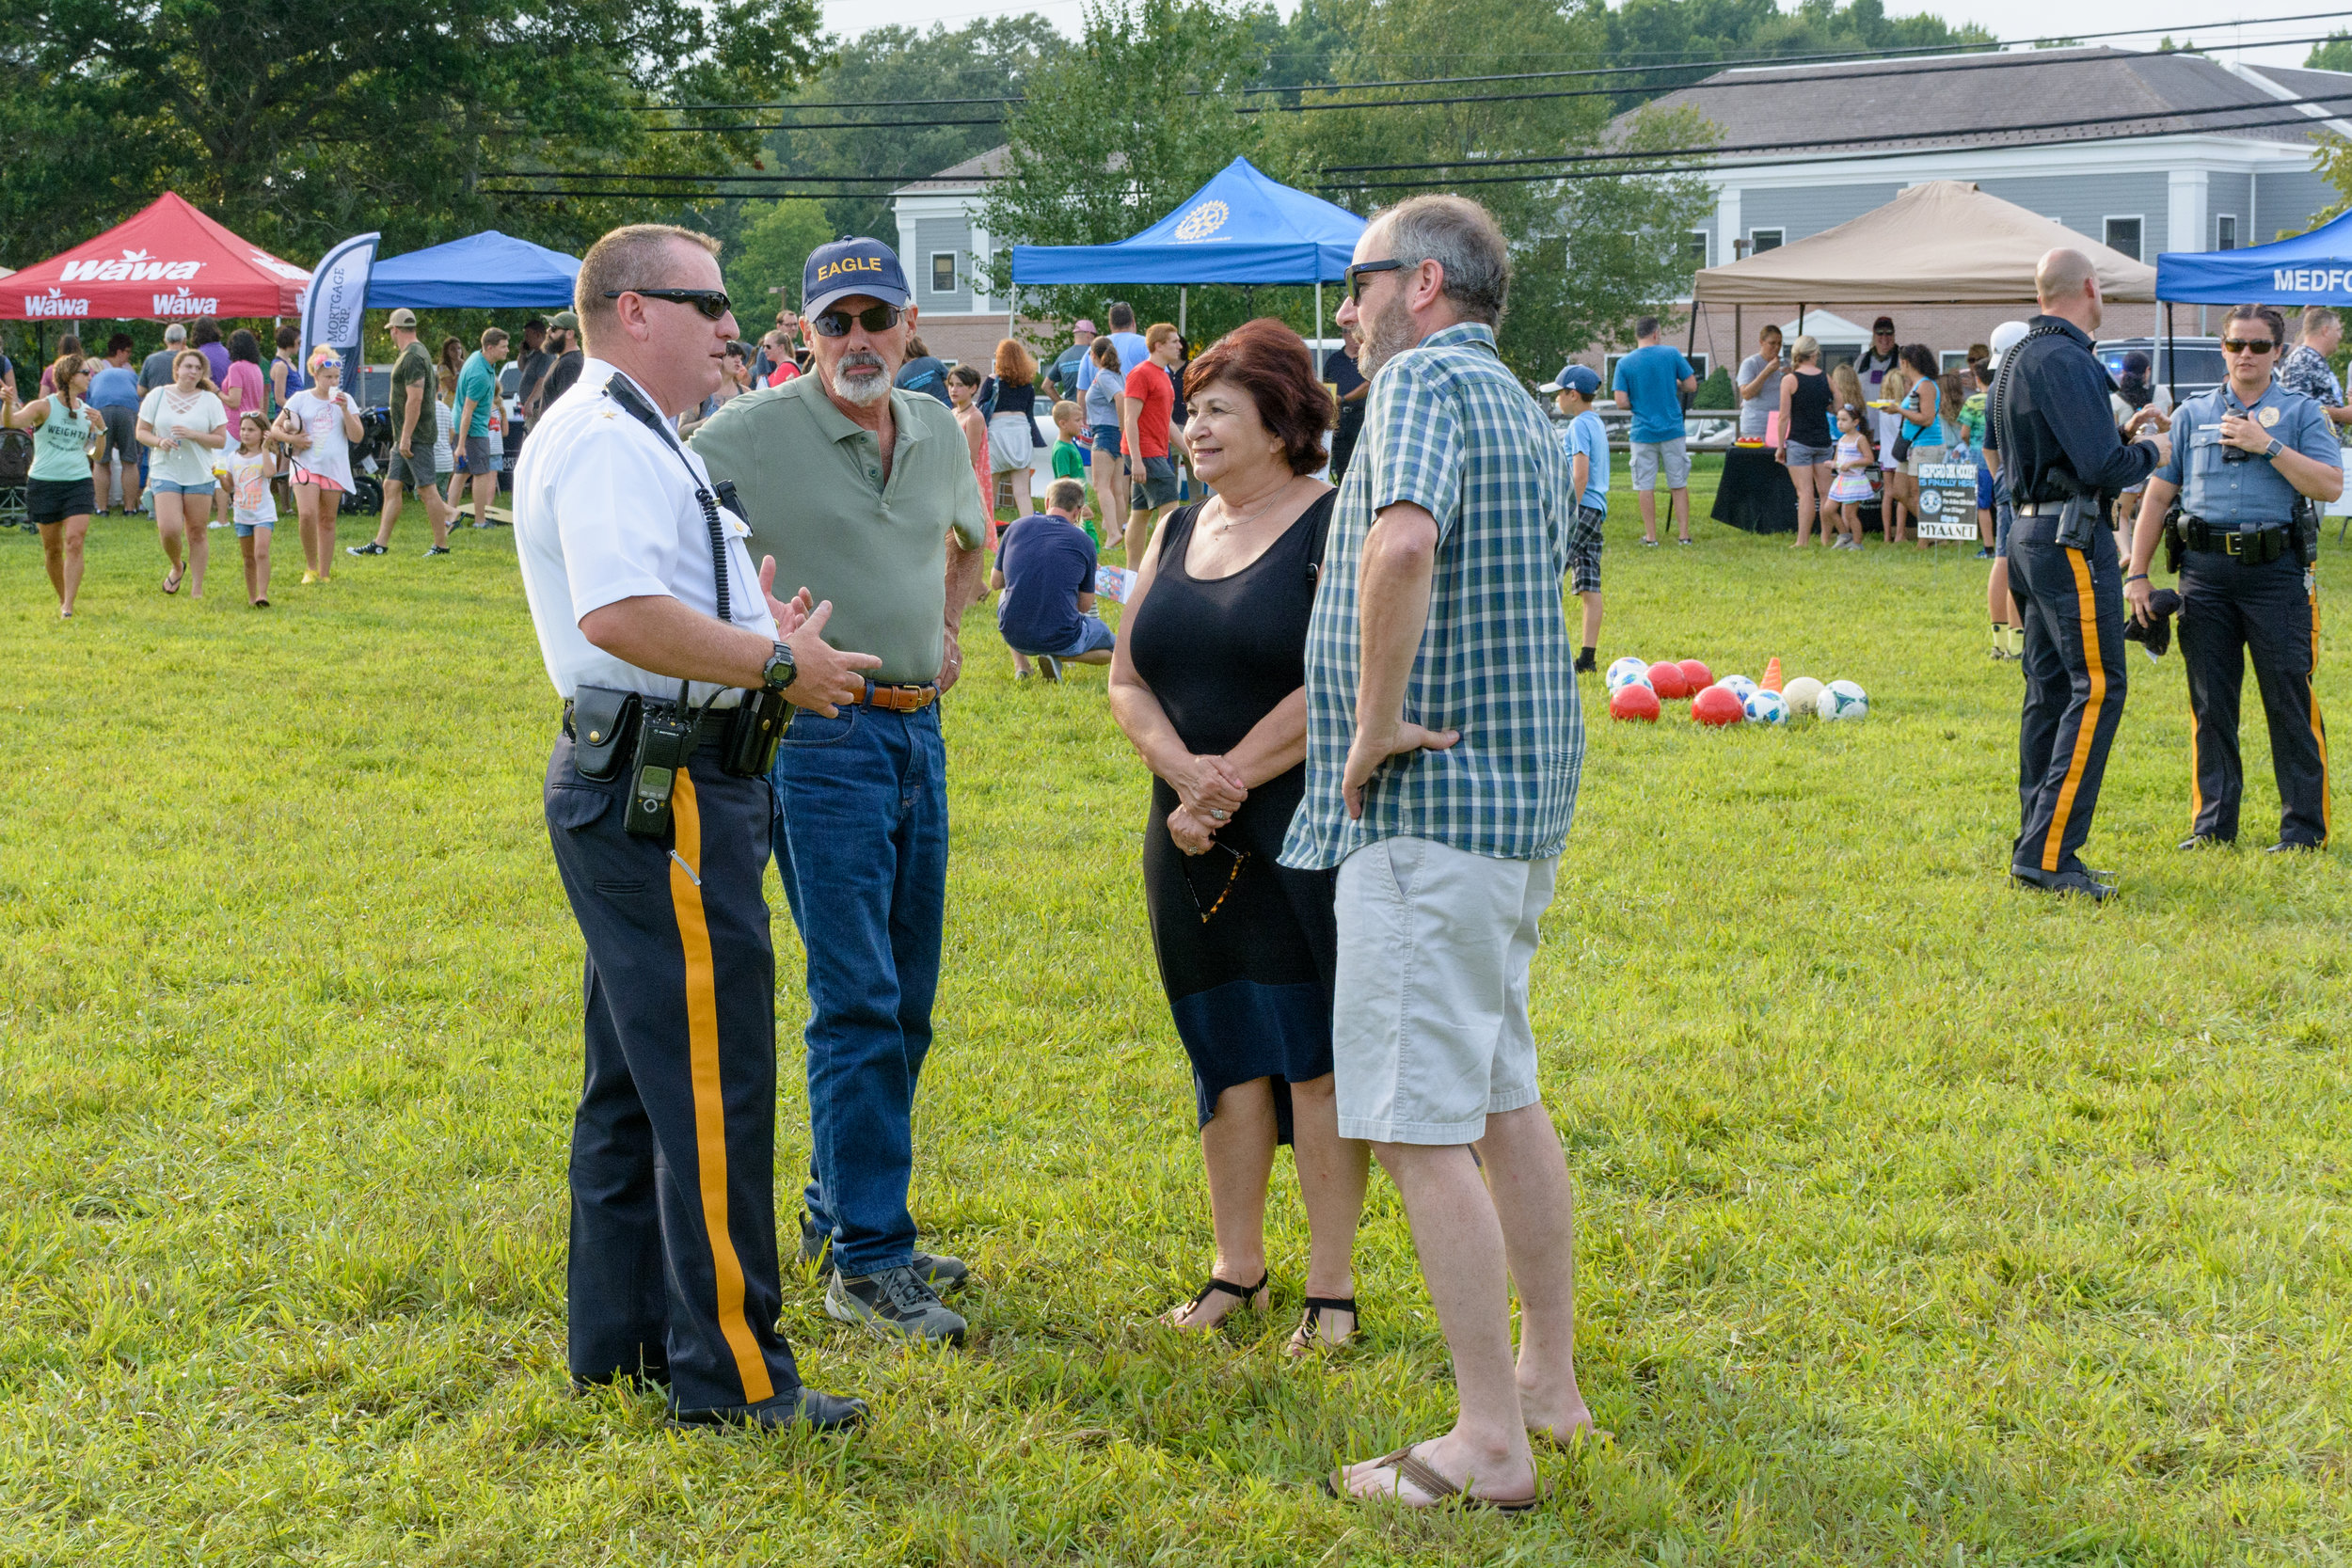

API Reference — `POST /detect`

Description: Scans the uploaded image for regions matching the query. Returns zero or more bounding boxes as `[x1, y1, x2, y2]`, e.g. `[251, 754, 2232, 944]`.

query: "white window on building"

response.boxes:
[1941, 350, 1973, 372]
[1748, 228, 1784, 254]
[930, 252, 957, 293]
[1685, 230, 1708, 269]
[2217, 214, 2238, 250]
[2104, 216, 2143, 262]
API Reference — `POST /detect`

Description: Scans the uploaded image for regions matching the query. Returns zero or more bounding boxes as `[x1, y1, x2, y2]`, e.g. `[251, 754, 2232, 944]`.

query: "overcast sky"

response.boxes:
[811, 0, 2336, 71]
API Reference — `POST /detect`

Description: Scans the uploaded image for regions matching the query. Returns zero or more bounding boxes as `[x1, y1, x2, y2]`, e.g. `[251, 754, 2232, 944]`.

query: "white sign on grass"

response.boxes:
[1915, 462, 1980, 542]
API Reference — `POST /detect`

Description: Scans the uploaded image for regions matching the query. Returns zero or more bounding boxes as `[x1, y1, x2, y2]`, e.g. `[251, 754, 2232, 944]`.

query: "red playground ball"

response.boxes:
[1610, 683, 1662, 722]
[1677, 658, 1712, 690]
[1692, 686, 1745, 726]
[1645, 661, 1691, 700]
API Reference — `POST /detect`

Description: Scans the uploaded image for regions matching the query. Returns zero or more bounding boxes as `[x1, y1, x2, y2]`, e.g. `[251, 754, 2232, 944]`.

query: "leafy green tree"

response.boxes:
[1592, 0, 1994, 112]
[977, 0, 1272, 345]
[765, 19, 1068, 242]
[2309, 31, 2352, 71]
[722, 199, 836, 325]
[0, 0, 822, 266]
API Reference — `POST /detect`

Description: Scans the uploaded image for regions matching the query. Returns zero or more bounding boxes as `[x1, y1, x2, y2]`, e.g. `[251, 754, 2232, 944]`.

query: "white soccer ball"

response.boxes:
[1742, 689, 1789, 724]
[1606, 657, 1650, 691]
[1719, 674, 1759, 701]
[1781, 676, 1825, 716]
[1817, 679, 1869, 721]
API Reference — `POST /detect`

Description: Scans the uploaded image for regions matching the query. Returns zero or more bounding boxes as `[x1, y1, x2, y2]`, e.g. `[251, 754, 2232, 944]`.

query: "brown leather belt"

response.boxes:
[861, 681, 939, 713]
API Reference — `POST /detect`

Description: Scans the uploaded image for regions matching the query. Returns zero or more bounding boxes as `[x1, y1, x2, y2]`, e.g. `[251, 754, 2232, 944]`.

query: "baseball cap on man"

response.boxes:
[1871, 316, 1896, 333]
[549, 309, 579, 330]
[1073, 319, 1098, 335]
[1539, 363, 1602, 396]
[386, 308, 419, 329]
[1986, 319, 2030, 369]
[803, 236, 911, 317]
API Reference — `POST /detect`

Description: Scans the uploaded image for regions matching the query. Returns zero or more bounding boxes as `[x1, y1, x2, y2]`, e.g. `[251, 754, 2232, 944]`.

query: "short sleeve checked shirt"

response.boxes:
[1279, 322, 1585, 871]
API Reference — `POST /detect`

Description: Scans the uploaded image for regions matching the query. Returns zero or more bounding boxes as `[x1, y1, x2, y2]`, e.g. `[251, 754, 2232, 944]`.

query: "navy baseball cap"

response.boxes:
[1539, 363, 1601, 396]
[803, 236, 911, 317]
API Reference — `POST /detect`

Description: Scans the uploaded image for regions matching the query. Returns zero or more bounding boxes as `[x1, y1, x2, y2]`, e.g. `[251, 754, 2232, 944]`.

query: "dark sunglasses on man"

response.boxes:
[1343, 258, 1404, 305]
[603, 287, 733, 322]
[808, 303, 903, 338]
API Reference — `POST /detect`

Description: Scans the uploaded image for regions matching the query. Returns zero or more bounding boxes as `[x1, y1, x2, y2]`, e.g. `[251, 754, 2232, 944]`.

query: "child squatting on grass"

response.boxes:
[224, 412, 286, 607]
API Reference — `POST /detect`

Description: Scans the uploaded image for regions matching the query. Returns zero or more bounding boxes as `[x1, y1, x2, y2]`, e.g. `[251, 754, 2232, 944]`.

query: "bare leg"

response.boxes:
[373, 480, 405, 547]
[1008, 467, 1033, 516]
[1670, 485, 1691, 543]
[1287, 1072, 1369, 1343]
[1790, 467, 1816, 546]
[155, 490, 187, 585]
[1475, 1102, 1593, 1444]
[1163, 1077, 1277, 1329]
[241, 531, 261, 602]
[295, 485, 322, 577]
[1340, 1140, 1536, 1504]
[1578, 590, 1602, 651]
[1637, 487, 1658, 544]
[472, 471, 496, 527]
[184, 490, 210, 595]
[1124, 505, 1159, 571]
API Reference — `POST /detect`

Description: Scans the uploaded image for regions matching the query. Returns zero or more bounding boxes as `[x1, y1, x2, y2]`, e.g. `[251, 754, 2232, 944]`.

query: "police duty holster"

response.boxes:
[568, 683, 790, 841]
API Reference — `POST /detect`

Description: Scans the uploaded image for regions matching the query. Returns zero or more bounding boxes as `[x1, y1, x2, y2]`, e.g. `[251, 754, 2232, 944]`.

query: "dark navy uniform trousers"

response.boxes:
[2009, 515, 2129, 878]
[544, 730, 802, 1415]
[2179, 547, 2330, 846]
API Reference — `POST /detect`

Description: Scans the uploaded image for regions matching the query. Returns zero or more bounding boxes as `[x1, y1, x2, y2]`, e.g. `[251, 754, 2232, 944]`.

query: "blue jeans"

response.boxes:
[769, 702, 948, 1276]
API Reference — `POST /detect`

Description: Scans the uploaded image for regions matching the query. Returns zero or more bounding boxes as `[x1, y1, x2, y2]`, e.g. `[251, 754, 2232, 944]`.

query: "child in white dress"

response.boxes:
[1825, 404, 1876, 551]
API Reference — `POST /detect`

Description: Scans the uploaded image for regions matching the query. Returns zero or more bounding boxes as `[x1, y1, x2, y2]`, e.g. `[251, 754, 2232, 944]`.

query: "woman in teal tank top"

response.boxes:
[2, 354, 103, 617]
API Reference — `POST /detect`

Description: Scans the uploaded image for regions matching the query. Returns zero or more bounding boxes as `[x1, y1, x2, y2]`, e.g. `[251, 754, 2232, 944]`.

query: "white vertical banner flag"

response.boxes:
[299, 231, 378, 369]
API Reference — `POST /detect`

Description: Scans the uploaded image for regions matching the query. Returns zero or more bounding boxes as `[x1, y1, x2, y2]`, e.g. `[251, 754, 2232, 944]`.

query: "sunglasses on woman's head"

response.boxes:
[1344, 258, 1404, 304]
[604, 287, 733, 322]
[809, 304, 903, 338]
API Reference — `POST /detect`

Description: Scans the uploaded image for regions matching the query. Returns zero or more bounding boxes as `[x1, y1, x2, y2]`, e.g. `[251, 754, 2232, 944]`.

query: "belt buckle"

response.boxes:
[2222, 530, 2244, 557]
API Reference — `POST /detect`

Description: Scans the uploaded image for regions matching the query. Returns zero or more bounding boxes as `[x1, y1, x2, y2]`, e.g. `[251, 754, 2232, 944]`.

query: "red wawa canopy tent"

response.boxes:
[2, 192, 310, 322]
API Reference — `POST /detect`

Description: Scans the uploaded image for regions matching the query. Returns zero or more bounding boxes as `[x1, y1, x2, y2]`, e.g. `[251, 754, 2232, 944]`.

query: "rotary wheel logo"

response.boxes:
[1919, 489, 1944, 515]
[1174, 200, 1230, 241]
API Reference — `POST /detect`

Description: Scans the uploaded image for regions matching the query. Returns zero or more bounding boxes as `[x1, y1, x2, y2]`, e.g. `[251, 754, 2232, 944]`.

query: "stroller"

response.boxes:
[0, 428, 31, 532]
[339, 405, 392, 517]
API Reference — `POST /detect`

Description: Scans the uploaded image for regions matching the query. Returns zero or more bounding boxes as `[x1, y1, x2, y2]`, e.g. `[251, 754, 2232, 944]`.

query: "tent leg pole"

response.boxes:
[1315, 279, 1324, 372]
[1797, 304, 1806, 335]
[1180, 287, 1187, 340]
[2166, 303, 2177, 408]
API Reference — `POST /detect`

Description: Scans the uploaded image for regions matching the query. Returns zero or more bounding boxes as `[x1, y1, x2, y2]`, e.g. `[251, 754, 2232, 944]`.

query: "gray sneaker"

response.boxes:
[799, 1211, 966, 1291]
[827, 1265, 967, 1345]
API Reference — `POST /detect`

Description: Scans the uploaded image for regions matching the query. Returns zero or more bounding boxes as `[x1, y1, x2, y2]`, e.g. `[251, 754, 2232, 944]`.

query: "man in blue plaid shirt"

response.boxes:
[1281, 195, 1593, 1513]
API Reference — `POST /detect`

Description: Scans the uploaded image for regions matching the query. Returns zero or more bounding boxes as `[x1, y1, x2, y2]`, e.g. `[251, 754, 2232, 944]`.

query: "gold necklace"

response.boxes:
[1208, 475, 1299, 534]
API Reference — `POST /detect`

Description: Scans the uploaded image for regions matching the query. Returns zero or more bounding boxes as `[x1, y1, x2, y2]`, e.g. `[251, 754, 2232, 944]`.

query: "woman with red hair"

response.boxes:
[1110, 317, 1369, 1357]
[979, 337, 1049, 518]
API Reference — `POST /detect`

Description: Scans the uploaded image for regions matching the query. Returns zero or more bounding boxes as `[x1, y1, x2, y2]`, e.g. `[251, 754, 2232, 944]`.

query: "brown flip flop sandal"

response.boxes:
[163, 562, 184, 594]
[1323, 1444, 1540, 1513]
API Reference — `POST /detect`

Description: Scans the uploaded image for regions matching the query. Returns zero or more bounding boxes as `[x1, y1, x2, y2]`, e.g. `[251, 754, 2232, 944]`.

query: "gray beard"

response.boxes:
[829, 356, 892, 406]
[1357, 292, 1420, 377]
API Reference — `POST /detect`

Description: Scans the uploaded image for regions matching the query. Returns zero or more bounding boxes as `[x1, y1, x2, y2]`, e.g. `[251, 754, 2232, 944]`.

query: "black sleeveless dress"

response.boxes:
[1127, 493, 1338, 1143]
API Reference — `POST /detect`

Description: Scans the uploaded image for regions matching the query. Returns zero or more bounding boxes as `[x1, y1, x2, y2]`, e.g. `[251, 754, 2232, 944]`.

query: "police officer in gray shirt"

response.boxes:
[2127, 302, 2344, 852]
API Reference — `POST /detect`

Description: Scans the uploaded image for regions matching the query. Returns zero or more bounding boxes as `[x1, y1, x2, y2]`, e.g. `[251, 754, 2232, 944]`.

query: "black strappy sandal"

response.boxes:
[1161, 1272, 1268, 1330]
[1286, 1295, 1359, 1356]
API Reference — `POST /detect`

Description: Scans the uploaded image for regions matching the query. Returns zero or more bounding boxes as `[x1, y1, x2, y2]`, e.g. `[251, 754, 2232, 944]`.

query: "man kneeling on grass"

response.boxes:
[993, 477, 1116, 682]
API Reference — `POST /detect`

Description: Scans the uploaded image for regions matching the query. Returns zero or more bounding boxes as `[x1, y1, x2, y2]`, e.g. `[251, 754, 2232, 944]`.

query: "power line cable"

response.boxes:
[1316, 108, 2348, 189]
[630, 8, 2352, 114]
[1318, 86, 2352, 174]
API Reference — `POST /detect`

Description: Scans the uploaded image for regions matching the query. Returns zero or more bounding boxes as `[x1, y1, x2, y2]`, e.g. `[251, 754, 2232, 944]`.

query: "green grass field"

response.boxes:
[5, 475, 2350, 1566]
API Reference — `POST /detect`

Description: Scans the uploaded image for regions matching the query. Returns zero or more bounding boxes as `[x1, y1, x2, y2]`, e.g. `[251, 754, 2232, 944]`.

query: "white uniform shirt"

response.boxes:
[514, 358, 779, 706]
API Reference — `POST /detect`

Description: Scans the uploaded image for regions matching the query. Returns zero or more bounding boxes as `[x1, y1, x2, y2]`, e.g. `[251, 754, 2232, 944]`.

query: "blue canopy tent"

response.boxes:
[2154, 208, 2352, 304]
[366, 230, 581, 309]
[1009, 157, 1365, 348]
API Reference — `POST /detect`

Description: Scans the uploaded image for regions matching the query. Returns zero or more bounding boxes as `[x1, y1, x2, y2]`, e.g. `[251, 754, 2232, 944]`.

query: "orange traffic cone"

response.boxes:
[1761, 657, 1784, 691]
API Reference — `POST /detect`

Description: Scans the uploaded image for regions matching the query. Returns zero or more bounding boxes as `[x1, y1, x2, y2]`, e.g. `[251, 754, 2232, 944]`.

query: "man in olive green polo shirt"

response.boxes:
[690, 237, 987, 1348]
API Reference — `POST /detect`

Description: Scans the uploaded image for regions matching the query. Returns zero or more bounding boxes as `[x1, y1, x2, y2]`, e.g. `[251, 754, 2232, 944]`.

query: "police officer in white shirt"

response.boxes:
[514, 223, 881, 1433]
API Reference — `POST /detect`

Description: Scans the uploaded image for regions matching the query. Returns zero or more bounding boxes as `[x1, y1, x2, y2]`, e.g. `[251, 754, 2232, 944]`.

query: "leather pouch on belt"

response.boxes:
[571, 686, 641, 781]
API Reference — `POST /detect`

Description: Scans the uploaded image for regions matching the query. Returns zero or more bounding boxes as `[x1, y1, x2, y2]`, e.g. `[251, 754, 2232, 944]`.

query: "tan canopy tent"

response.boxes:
[1691, 180, 2157, 307]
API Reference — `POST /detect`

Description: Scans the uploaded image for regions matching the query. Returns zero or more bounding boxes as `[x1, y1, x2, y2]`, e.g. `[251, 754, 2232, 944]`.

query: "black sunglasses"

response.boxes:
[604, 287, 732, 322]
[1344, 258, 1405, 304]
[2220, 337, 2278, 355]
[809, 304, 903, 338]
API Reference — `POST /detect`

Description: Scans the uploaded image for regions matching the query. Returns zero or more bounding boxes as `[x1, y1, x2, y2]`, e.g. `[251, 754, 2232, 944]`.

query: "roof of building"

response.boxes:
[1616, 47, 2352, 159]
[894, 145, 1011, 196]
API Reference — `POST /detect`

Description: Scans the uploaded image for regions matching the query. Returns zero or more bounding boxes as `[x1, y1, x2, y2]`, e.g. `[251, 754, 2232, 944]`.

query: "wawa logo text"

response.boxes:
[59, 248, 204, 283]
[24, 287, 88, 318]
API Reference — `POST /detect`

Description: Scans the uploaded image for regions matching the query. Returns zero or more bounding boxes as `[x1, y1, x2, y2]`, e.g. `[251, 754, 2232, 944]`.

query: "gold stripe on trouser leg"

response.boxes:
[668, 769, 776, 1406]
[2189, 704, 2203, 828]
[2313, 584, 2330, 844]
[2042, 548, 2108, 874]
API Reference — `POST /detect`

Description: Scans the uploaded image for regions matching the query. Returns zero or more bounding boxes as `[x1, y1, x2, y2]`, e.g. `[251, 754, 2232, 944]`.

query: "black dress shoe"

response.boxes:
[669, 1386, 867, 1433]
[2178, 834, 2232, 851]
[2265, 840, 2323, 854]
[2010, 867, 2117, 900]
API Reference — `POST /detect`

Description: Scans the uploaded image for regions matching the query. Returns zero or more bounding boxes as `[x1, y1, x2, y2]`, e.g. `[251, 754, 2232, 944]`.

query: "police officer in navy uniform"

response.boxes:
[1991, 248, 2172, 899]
[2127, 302, 2342, 852]
[514, 223, 882, 1431]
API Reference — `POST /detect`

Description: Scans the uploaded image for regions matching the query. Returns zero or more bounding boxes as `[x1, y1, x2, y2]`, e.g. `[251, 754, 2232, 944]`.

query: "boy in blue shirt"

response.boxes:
[1544, 363, 1610, 672]
[991, 478, 1115, 682]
